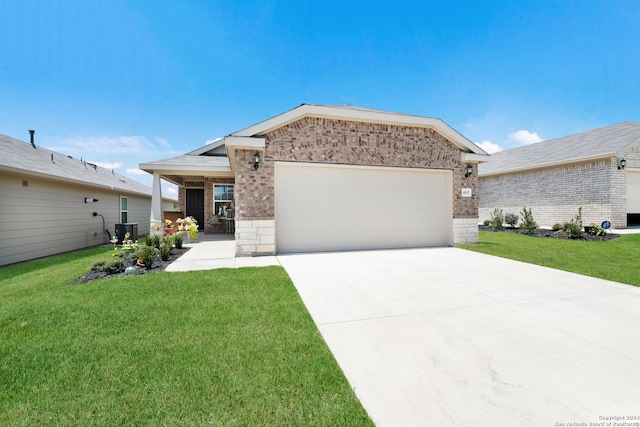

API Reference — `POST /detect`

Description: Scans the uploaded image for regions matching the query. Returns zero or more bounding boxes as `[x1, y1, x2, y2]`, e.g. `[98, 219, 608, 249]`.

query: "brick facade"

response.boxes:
[238, 117, 477, 220]
[479, 158, 628, 228]
[235, 116, 479, 254]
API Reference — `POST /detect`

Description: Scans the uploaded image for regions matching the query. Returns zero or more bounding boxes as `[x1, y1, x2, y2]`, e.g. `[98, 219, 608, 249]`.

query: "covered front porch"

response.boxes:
[139, 141, 237, 237]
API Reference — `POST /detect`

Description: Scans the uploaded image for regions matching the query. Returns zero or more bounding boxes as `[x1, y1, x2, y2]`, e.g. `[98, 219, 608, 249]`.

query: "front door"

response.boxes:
[186, 189, 205, 230]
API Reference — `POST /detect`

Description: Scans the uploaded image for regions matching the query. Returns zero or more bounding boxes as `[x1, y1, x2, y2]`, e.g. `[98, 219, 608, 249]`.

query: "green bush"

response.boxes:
[565, 207, 584, 239]
[587, 223, 607, 236]
[552, 223, 563, 232]
[519, 206, 538, 234]
[91, 259, 126, 275]
[489, 208, 504, 231]
[136, 245, 158, 268]
[504, 213, 519, 228]
[483, 219, 491, 226]
[565, 221, 584, 239]
[173, 232, 184, 249]
[147, 234, 161, 249]
[160, 242, 172, 261]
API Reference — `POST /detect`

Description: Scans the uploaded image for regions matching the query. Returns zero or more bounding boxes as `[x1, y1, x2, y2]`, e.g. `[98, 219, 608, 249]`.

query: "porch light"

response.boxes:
[253, 152, 260, 170]
[618, 159, 627, 170]
[465, 164, 473, 178]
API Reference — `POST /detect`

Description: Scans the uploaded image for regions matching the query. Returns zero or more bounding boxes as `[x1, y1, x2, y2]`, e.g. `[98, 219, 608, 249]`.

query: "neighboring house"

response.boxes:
[478, 122, 640, 228]
[0, 133, 177, 266]
[140, 104, 489, 256]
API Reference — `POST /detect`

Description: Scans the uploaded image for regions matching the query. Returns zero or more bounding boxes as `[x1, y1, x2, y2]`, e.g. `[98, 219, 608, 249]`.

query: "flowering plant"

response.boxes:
[176, 216, 199, 239]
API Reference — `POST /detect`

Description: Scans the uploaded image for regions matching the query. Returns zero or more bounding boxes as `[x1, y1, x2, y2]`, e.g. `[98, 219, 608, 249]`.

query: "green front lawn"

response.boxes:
[0, 248, 373, 426]
[459, 231, 640, 287]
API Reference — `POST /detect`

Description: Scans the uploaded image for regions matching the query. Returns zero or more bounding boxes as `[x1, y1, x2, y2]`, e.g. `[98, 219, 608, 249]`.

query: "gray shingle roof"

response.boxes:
[0, 134, 154, 196]
[479, 122, 640, 176]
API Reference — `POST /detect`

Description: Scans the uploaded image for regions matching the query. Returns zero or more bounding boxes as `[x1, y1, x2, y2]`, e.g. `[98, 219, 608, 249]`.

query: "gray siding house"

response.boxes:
[0, 133, 176, 266]
[140, 104, 489, 256]
[478, 122, 640, 229]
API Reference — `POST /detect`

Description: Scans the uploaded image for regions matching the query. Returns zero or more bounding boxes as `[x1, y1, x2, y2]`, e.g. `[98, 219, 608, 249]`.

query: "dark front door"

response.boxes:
[186, 189, 205, 230]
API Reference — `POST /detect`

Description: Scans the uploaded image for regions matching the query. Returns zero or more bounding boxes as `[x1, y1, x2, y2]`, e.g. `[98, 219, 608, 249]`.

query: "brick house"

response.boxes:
[140, 104, 489, 255]
[478, 122, 640, 229]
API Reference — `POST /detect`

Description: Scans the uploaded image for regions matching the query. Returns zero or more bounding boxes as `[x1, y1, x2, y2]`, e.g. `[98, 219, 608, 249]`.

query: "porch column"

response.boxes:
[150, 172, 163, 235]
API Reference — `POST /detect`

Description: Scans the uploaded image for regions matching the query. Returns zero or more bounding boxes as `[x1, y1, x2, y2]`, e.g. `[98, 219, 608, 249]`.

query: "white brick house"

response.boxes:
[478, 122, 640, 229]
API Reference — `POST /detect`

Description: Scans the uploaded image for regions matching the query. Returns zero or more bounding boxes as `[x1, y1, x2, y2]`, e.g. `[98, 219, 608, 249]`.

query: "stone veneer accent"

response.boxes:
[479, 158, 628, 228]
[234, 116, 480, 255]
[235, 219, 275, 255]
[453, 218, 480, 244]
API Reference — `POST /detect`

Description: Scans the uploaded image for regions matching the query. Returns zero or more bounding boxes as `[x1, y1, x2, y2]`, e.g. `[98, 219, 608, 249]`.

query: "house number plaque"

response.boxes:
[461, 188, 472, 197]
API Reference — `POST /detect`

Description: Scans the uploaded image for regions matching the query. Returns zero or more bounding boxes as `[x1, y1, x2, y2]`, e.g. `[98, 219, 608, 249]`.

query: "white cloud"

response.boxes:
[155, 137, 171, 148]
[91, 161, 123, 169]
[163, 186, 178, 196]
[125, 168, 148, 175]
[508, 130, 543, 145]
[475, 140, 503, 154]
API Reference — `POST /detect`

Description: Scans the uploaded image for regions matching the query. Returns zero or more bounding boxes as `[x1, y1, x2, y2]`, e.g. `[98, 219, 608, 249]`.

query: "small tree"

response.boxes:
[566, 207, 584, 239]
[519, 206, 538, 234]
[489, 208, 504, 231]
[504, 213, 519, 228]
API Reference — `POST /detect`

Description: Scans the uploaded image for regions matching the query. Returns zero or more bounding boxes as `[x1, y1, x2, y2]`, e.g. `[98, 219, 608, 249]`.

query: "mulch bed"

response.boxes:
[71, 247, 190, 285]
[479, 225, 620, 241]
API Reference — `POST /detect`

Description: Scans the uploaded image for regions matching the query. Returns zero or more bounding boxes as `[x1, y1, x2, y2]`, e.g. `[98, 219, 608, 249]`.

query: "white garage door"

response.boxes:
[275, 163, 452, 253]
[627, 170, 640, 213]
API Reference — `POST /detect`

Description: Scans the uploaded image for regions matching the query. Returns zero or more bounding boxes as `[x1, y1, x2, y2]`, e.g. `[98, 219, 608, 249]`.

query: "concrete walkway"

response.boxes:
[278, 247, 640, 426]
[165, 240, 280, 271]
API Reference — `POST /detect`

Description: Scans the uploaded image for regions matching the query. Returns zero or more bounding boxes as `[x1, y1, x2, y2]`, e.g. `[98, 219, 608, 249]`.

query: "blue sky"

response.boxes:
[2, 1, 639, 196]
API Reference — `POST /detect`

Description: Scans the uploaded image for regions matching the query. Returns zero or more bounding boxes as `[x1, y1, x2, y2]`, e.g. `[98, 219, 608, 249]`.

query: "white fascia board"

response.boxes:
[232, 104, 487, 155]
[224, 136, 266, 172]
[223, 136, 266, 149]
[479, 153, 615, 177]
[187, 138, 226, 156]
[461, 153, 491, 163]
[139, 163, 232, 174]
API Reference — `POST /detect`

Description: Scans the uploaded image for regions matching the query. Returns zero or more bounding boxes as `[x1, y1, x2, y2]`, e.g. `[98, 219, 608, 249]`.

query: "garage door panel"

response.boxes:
[628, 171, 640, 213]
[275, 163, 452, 253]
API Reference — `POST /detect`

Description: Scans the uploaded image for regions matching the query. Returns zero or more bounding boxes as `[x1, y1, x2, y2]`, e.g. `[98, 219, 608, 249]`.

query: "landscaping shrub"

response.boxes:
[505, 213, 519, 228]
[173, 232, 184, 249]
[136, 245, 158, 268]
[91, 259, 126, 275]
[483, 219, 491, 226]
[588, 223, 607, 236]
[519, 206, 538, 234]
[565, 222, 583, 239]
[552, 223, 563, 232]
[147, 234, 161, 249]
[489, 208, 504, 231]
[160, 242, 172, 261]
[565, 207, 584, 239]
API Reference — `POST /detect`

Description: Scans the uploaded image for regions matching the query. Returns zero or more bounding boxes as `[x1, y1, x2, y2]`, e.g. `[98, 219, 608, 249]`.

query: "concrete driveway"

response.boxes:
[278, 247, 640, 426]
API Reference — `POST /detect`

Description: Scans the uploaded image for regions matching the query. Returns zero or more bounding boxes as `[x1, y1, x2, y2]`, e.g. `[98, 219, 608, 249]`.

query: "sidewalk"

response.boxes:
[165, 240, 280, 272]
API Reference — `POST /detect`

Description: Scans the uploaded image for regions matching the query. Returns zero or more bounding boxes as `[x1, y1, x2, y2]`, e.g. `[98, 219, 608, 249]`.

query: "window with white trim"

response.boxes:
[214, 184, 234, 217]
[120, 196, 128, 223]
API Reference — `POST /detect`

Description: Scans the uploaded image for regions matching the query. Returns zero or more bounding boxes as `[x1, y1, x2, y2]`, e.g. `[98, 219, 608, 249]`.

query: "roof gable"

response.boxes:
[0, 134, 154, 196]
[479, 122, 640, 176]
[231, 104, 489, 156]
